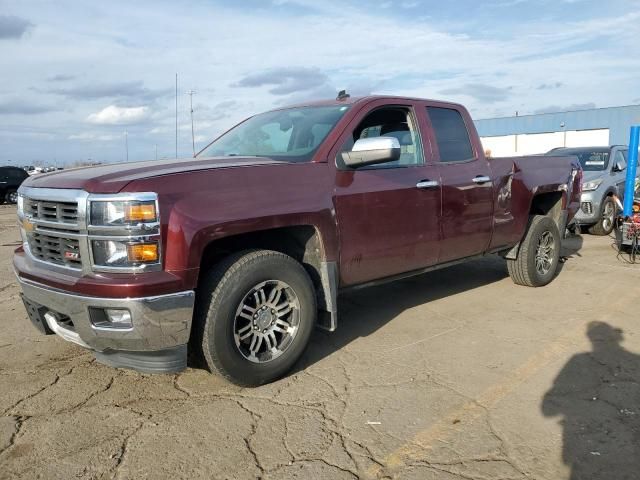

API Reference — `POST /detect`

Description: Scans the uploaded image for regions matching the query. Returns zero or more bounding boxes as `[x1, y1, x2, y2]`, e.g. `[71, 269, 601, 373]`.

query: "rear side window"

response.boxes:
[8, 168, 27, 181]
[427, 107, 474, 162]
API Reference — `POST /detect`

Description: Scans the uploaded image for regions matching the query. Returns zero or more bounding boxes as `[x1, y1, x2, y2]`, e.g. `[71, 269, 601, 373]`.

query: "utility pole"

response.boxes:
[124, 130, 129, 162]
[186, 90, 197, 157]
[175, 73, 178, 159]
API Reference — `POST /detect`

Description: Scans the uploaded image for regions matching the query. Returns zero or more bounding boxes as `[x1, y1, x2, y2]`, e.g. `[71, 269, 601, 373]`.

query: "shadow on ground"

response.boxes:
[299, 255, 509, 371]
[542, 322, 640, 480]
[300, 233, 585, 371]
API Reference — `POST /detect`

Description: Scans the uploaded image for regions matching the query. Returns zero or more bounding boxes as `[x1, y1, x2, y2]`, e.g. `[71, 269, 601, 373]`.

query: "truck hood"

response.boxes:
[22, 156, 287, 193]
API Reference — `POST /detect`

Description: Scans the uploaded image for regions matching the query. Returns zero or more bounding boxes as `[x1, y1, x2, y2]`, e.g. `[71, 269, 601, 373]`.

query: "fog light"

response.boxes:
[89, 307, 133, 330]
[127, 243, 159, 263]
[106, 309, 132, 327]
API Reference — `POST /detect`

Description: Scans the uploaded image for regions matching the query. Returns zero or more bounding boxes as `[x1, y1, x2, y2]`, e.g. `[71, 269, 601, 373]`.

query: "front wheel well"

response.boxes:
[197, 226, 336, 329]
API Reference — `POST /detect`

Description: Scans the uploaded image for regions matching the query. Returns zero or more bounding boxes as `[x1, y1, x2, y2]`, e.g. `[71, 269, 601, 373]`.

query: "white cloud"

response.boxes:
[2, 0, 639, 164]
[86, 105, 149, 125]
[68, 132, 118, 141]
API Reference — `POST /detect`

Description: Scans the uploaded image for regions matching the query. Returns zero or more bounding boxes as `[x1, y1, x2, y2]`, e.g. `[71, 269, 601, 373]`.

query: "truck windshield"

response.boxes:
[197, 105, 350, 162]
[547, 148, 610, 171]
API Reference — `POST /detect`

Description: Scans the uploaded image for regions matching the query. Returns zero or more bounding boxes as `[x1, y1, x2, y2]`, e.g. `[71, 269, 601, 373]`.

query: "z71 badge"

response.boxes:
[64, 251, 80, 260]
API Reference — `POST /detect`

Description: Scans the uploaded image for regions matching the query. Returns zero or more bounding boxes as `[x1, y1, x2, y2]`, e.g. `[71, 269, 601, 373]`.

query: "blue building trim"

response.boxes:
[474, 105, 640, 146]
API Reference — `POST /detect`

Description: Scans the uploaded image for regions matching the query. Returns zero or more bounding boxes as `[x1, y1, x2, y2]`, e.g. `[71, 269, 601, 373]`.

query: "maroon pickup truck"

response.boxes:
[15, 95, 581, 385]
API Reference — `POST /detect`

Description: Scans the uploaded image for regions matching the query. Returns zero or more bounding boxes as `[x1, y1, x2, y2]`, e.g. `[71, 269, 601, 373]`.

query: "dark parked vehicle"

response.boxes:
[0, 166, 29, 204]
[15, 95, 581, 385]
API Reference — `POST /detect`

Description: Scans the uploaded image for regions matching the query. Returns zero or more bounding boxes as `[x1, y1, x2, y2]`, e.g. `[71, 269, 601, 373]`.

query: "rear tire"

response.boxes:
[588, 196, 615, 236]
[507, 215, 561, 287]
[193, 249, 316, 386]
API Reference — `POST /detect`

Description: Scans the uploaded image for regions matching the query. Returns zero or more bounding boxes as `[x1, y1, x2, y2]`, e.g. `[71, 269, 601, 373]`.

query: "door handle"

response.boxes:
[472, 175, 491, 184]
[416, 179, 439, 189]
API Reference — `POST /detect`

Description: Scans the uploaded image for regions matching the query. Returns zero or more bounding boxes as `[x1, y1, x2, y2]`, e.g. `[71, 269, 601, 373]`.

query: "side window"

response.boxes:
[336, 107, 424, 169]
[614, 151, 627, 171]
[427, 107, 474, 162]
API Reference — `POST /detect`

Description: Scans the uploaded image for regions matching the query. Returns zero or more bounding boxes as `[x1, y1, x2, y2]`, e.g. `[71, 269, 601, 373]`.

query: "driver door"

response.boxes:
[332, 101, 442, 286]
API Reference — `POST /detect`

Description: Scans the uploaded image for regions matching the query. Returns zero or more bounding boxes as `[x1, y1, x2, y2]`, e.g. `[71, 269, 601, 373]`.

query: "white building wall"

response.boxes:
[481, 128, 610, 157]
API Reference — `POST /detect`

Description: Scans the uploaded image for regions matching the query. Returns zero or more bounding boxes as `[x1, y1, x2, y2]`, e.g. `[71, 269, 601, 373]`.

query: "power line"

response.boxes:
[186, 90, 197, 157]
[175, 73, 178, 159]
[124, 130, 129, 162]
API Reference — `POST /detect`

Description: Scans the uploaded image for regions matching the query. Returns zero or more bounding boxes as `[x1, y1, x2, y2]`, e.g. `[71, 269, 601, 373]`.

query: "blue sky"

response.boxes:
[1, 0, 639, 165]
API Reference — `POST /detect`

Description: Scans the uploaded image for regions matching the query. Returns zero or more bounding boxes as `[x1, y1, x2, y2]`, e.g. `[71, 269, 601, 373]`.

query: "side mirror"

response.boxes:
[341, 137, 401, 169]
[613, 160, 626, 172]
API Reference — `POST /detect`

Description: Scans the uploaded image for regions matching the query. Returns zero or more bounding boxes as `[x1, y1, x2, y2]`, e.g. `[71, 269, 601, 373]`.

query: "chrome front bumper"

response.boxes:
[18, 277, 195, 372]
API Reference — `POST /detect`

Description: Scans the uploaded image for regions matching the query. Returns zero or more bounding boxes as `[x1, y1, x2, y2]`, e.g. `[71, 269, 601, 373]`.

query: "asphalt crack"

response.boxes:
[0, 415, 29, 458]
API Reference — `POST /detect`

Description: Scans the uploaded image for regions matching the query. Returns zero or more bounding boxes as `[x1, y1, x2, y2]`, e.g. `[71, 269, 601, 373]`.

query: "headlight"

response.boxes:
[92, 240, 159, 268]
[88, 193, 161, 271]
[90, 199, 157, 226]
[17, 195, 24, 215]
[581, 179, 602, 192]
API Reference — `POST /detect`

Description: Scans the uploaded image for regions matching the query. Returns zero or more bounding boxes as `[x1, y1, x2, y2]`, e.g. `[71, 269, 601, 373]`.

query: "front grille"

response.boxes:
[25, 198, 78, 225]
[581, 202, 593, 214]
[28, 231, 82, 268]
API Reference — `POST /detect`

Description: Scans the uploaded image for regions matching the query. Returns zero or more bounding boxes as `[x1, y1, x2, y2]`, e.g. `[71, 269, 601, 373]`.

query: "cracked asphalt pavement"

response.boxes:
[1, 203, 640, 479]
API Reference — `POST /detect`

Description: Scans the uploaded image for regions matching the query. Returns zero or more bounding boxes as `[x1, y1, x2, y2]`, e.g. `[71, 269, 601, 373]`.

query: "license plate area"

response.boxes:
[21, 294, 54, 335]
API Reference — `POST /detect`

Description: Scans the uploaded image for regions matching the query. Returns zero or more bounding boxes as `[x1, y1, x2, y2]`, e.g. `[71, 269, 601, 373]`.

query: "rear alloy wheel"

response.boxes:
[588, 196, 615, 236]
[508, 215, 561, 287]
[5, 190, 17, 204]
[193, 250, 316, 386]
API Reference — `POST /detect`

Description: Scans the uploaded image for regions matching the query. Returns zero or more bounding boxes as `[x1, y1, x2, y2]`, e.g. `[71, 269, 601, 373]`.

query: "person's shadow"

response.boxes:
[542, 322, 640, 480]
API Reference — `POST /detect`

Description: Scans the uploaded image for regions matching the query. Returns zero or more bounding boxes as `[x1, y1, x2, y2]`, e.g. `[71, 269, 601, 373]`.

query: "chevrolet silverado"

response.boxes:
[15, 95, 581, 385]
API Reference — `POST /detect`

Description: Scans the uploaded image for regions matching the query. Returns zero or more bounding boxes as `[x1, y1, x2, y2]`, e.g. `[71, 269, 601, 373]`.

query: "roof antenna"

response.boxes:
[336, 89, 350, 101]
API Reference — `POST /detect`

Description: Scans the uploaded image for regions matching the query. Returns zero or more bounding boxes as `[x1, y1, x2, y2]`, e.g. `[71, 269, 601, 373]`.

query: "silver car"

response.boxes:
[547, 146, 633, 235]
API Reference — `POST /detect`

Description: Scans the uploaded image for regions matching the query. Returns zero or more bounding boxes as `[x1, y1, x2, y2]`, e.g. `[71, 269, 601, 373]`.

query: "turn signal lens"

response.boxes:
[127, 243, 159, 263]
[125, 203, 157, 222]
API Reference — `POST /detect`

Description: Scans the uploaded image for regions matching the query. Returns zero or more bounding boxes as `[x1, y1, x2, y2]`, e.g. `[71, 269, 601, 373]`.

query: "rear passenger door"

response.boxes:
[425, 105, 494, 263]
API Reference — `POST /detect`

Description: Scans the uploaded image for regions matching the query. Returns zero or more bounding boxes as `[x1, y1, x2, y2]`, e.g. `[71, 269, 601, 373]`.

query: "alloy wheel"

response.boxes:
[535, 230, 555, 275]
[602, 200, 615, 232]
[233, 280, 300, 363]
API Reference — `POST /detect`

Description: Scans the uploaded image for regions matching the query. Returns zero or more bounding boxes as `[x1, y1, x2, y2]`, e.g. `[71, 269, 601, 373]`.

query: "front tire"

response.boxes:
[507, 215, 561, 287]
[193, 250, 316, 386]
[588, 196, 615, 236]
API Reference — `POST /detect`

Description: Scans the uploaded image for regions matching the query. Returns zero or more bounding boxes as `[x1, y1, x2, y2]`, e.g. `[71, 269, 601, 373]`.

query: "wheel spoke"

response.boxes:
[238, 304, 255, 321]
[258, 288, 267, 304]
[249, 334, 263, 354]
[268, 285, 283, 304]
[268, 332, 278, 350]
[237, 324, 253, 340]
[276, 302, 292, 318]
